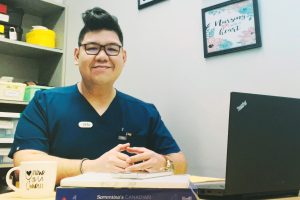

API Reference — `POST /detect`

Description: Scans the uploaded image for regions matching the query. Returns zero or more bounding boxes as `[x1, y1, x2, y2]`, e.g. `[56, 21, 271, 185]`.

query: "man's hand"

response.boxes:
[125, 147, 166, 173]
[82, 143, 131, 173]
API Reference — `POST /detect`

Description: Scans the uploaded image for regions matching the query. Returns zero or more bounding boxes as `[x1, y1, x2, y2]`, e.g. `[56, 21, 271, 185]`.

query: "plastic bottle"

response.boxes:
[9, 27, 17, 40]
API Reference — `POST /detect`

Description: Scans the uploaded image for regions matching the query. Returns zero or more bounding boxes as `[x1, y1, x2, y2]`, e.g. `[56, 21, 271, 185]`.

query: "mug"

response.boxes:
[6, 161, 57, 198]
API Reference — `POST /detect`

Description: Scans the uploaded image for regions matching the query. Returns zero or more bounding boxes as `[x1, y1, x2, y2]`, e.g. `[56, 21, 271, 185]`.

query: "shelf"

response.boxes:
[0, 99, 28, 105]
[0, 138, 13, 143]
[10, 0, 65, 17]
[0, 163, 13, 168]
[0, 112, 20, 118]
[0, 38, 63, 58]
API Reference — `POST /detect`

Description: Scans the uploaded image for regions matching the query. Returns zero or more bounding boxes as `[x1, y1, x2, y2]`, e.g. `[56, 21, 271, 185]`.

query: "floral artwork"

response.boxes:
[202, 0, 261, 58]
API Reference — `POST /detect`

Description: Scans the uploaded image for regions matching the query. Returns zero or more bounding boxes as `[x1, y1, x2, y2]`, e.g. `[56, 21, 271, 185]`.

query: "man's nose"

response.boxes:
[95, 47, 108, 58]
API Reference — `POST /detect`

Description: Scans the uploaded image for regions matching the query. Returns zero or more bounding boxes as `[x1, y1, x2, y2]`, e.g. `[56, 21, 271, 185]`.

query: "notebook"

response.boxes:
[197, 92, 300, 199]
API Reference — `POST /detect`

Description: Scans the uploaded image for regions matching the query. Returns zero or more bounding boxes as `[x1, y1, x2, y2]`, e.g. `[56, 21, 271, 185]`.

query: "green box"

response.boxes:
[23, 85, 53, 102]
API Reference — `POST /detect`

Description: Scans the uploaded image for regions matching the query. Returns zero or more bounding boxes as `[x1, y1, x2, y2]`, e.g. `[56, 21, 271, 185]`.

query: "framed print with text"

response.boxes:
[202, 0, 261, 58]
[138, 0, 167, 10]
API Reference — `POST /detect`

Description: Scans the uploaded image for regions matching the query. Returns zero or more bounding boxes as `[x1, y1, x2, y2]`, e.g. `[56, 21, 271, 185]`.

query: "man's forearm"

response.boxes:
[13, 150, 82, 184]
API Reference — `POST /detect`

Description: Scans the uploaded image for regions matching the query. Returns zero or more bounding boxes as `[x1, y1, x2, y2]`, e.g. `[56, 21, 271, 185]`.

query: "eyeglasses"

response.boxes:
[79, 42, 122, 56]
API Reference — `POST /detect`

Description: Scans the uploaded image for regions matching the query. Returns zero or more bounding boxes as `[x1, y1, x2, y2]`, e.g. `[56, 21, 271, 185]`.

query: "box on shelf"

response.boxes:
[0, 12, 8, 24]
[0, 24, 4, 38]
[0, 3, 7, 14]
[0, 119, 18, 138]
[0, 148, 13, 164]
[0, 7, 24, 27]
[26, 26, 56, 48]
[7, 7, 24, 27]
[0, 81, 26, 101]
[0, 155, 13, 165]
[24, 85, 53, 102]
[0, 112, 19, 138]
[0, 128, 15, 138]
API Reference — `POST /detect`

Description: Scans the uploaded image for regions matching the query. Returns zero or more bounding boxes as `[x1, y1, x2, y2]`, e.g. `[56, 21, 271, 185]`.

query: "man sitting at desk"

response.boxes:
[8, 7, 187, 184]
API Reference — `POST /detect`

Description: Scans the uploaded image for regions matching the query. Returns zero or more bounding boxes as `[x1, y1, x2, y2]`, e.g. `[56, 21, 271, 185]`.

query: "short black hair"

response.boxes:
[78, 7, 123, 46]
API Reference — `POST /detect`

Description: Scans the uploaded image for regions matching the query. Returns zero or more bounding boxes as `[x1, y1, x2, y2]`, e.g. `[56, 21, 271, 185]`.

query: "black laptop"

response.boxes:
[197, 92, 300, 199]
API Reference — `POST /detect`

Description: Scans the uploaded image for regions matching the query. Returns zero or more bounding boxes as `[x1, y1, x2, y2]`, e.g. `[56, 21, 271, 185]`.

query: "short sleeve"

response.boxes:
[148, 104, 181, 155]
[8, 91, 49, 158]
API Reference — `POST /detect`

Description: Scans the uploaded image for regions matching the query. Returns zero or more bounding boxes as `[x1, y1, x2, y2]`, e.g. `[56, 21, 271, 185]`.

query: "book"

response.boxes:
[60, 173, 191, 189]
[55, 187, 199, 200]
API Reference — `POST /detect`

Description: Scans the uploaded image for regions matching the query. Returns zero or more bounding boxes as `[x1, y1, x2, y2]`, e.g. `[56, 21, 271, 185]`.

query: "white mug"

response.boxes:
[6, 161, 57, 198]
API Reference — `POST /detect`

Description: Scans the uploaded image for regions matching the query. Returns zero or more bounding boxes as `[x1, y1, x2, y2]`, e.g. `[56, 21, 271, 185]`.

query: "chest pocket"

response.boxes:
[117, 129, 149, 147]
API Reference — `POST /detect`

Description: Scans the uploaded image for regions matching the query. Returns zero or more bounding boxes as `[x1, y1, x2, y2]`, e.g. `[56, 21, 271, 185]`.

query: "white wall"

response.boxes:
[63, 0, 300, 178]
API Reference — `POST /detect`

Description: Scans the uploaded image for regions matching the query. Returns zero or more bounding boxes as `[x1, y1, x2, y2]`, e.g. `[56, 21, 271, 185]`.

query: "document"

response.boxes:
[189, 175, 225, 183]
[60, 172, 191, 189]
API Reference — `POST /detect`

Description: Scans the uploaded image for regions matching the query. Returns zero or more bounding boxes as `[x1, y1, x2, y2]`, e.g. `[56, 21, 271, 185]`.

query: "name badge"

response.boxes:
[78, 121, 93, 128]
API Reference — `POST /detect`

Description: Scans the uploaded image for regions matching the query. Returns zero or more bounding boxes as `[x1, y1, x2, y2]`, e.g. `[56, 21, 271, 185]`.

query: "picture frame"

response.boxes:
[138, 0, 166, 10]
[201, 0, 261, 58]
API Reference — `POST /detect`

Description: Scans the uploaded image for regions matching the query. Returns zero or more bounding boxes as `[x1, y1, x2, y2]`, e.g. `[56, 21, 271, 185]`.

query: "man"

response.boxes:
[9, 7, 186, 184]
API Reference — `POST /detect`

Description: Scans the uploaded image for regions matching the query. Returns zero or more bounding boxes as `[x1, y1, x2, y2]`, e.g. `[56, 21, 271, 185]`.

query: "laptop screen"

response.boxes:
[225, 92, 300, 195]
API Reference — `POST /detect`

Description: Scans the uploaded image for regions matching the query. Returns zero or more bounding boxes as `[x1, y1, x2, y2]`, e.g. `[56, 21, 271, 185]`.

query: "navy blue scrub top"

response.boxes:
[9, 85, 180, 159]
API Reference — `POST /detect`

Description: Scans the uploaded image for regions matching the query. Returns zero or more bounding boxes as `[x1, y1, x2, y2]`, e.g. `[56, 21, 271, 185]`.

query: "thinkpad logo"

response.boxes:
[237, 100, 247, 112]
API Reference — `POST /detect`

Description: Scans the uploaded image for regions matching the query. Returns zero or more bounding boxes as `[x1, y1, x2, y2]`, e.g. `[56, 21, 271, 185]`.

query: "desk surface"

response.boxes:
[1, 175, 300, 200]
[0, 192, 300, 200]
[0, 192, 55, 200]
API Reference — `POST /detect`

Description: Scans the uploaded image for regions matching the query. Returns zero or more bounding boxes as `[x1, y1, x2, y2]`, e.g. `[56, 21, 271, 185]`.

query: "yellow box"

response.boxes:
[26, 28, 56, 48]
[0, 25, 4, 33]
[0, 81, 26, 101]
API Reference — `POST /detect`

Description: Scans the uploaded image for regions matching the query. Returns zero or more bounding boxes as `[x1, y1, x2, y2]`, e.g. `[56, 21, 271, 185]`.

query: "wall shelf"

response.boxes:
[0, 38, 63, 58]
[0, 0, 67, 175]
[0, 99, 28, 105]
[0, 138, 14, 144]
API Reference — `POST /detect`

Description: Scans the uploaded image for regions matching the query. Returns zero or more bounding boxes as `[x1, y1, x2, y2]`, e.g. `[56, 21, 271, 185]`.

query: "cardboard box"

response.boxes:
[0, 81, 26, 101]
[0, 3, 7, 14]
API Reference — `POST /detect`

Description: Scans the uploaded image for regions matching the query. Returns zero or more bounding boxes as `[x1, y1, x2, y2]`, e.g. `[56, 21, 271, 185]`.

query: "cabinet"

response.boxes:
[0, 0, 67, 193]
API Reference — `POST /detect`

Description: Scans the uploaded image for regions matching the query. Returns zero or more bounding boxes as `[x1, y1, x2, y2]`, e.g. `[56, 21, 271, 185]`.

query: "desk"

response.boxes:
[0, 192, 299, 200]
[0, 192, 55, 200]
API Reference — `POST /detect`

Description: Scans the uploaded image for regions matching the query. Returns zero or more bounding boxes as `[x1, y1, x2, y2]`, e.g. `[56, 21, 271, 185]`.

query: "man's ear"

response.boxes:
[122, 49, 127, 64]
[74, 48, 79, 65]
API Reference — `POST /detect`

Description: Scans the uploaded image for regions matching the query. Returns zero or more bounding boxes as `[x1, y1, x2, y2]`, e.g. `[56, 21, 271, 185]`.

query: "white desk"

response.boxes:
[0, 192, 55, 200]
[1, 192, 300, 200]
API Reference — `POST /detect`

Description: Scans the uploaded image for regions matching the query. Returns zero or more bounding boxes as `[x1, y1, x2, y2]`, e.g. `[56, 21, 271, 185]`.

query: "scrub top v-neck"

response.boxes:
[9, 84, 180, 160]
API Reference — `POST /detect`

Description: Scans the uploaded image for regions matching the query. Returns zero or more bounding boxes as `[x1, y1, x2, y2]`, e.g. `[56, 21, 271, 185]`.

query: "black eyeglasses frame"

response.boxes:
[79, 42, 122, 56]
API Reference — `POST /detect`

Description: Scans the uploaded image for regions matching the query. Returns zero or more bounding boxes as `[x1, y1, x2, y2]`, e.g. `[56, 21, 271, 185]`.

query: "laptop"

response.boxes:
[197, 92, 300, 199]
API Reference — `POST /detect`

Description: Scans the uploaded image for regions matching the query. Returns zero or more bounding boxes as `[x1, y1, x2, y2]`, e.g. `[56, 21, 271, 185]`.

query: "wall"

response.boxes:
[63, 0, 300, 178]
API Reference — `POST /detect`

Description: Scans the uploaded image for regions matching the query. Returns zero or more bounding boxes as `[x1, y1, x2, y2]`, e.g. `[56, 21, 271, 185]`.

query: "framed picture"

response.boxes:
[138, 0, 166, 10]
[202, 0, 261, 58]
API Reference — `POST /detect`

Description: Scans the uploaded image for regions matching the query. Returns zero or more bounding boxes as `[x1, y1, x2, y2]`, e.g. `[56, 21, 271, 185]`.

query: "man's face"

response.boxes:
[74, 30, 126, 87]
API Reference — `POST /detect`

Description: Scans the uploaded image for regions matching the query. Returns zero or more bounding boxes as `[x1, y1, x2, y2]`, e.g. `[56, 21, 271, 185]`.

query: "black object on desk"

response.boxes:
[198, 92, 300, 199]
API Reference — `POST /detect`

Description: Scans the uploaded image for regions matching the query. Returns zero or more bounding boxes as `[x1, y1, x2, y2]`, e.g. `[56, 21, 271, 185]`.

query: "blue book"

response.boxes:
[55, 187, 199, 200]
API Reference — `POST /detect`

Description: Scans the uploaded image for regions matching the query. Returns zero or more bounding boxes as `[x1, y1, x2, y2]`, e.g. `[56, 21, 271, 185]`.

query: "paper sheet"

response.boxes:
[189, 175, 225, 183]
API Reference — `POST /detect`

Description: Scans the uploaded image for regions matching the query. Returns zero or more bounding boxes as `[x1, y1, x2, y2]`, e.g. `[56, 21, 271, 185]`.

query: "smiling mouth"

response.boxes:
[92, 66, 112, 69]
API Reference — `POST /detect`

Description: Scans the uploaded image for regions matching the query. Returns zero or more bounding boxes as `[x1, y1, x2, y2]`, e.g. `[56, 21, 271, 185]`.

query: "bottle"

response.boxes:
[9, 27, 17, 41]
[0, 24, 5, 38]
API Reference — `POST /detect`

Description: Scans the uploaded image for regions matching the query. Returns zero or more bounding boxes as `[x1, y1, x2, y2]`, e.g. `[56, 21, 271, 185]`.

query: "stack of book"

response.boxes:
[56, 172, 199, 200]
